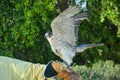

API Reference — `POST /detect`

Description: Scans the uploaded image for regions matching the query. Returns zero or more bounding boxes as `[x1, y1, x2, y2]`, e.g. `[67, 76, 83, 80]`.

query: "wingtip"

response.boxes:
[69, 5, 81, 9]
[74, 11, 89, 21]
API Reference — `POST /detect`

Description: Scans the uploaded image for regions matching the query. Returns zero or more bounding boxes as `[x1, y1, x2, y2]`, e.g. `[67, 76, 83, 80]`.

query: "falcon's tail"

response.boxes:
[76, 43, 104, 52]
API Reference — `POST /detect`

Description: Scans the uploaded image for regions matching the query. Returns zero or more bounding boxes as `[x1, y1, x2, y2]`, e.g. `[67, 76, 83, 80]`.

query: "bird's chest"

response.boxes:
[51, 38, 70, 49]
[51, 38, 74, 52]
[50, 38, 63, 52]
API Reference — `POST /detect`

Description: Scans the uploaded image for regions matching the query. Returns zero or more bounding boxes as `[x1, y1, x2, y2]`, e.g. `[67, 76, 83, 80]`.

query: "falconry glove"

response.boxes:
[44, 60, 82, 80]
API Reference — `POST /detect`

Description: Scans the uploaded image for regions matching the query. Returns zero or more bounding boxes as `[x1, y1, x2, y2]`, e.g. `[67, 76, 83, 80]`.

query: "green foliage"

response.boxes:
[0, 0, 59, 63]
[73, 0, 120, 65]
[72, 61, 120, 80]
[0, 0, 120, 65]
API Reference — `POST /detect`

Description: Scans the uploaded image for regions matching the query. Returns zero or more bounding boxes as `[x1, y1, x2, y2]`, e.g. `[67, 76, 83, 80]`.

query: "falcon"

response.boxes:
[45, 6, 104, 65]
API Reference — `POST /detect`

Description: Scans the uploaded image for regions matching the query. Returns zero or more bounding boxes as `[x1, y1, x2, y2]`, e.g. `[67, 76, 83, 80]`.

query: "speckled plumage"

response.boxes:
[45, 6, 103, 65]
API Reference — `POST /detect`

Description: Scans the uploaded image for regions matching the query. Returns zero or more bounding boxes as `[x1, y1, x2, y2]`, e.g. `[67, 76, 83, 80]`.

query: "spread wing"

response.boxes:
[51, 6, 89, 46]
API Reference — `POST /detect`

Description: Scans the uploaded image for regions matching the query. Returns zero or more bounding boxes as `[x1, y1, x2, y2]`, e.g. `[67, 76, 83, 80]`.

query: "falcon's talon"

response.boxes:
[63, 61, 69, 66]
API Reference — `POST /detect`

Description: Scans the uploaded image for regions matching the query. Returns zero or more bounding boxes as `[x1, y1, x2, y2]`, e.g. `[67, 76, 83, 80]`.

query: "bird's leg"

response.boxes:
[63, 61, 69, 66]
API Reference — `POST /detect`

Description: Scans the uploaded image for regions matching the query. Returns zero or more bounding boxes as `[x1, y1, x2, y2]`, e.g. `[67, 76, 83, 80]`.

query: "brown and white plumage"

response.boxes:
[45, 6, 103, 65]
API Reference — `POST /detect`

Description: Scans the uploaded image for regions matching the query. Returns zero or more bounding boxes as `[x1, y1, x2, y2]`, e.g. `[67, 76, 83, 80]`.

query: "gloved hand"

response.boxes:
[44, 60, 82, 80]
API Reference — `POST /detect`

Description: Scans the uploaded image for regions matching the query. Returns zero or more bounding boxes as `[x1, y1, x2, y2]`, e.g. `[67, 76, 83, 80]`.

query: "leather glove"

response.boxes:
[44, 60, 82, 80]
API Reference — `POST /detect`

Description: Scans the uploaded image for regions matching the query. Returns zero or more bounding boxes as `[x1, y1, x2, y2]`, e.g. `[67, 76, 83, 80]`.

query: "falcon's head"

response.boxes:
[45, 32, 53, 39]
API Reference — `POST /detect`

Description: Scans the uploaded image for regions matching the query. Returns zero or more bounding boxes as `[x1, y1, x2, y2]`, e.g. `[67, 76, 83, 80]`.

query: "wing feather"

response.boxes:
[51, 6, 88, 46]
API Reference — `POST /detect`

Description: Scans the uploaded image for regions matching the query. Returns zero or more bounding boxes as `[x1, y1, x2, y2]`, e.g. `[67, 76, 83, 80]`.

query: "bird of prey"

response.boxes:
[45, 6, 104, 65]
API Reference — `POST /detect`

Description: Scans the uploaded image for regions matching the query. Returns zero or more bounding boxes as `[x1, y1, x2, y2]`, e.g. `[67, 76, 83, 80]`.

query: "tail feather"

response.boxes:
[76, 43, 104, 52]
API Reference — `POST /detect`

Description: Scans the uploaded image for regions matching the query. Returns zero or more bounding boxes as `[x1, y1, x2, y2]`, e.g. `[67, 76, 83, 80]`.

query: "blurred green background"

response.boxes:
[0, 0, 120, 66]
